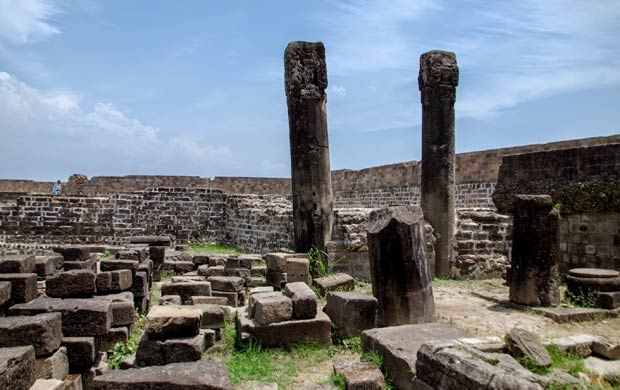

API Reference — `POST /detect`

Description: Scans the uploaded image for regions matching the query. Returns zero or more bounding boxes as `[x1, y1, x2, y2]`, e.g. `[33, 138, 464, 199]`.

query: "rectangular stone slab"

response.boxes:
[236, 307, 331, 347]
[92, 360, 232, 390]
[0, 313, 63, 356]
[9, 297, 113, 336]
[0, 346, 36, 390]
[0, 273, 37, 305]
[0, 254, 35, 273]
[0, 281, 11, 306]
[96, 270, 133, 294]
[283, 282, 318, 320]
[207, 276, 244, 292]
[93, 292, 136, 326]
[361, 323, 470, 390]
[34, 256, 56, 277]
[61, 337, 96, 372]
[194, 304, 225, 329]
[63, 257, 97, 271]
[53, 247, 91, 262]
[35, 346, 68, 380]
[212, 291, 239, 307]
[160, 282, 211, 303]
[145, 305, 202, 340]
[324, 292, 377, 338]
[190, 296, 228, 306]
[100, 259, 139, 273]
[135, 333, 205, 366]
[132, 271, 149, 298]
[46, 270, 96, 298]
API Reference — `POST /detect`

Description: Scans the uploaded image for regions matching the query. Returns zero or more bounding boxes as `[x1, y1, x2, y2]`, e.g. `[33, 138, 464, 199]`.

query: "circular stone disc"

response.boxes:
[568, 268, 620, 279]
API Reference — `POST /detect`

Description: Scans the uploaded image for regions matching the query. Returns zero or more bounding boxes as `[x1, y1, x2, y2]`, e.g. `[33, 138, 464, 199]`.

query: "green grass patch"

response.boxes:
[107, 311, 147, 370]
[330, 373, 346, 390]
[100, 250, 114, 259]
[187, 242, 243, 255]
[205, 320, 356, 390]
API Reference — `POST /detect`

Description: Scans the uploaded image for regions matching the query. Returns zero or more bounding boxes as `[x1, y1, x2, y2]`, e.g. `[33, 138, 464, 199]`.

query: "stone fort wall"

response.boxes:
[2, 134, 618, 209]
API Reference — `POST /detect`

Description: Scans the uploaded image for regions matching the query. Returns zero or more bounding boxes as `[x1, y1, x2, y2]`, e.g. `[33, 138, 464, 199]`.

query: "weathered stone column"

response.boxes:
[284, 41, 334, 252]
[367, 206, 435, 326]
[418, 50, 459, 279]
[509, 195, 561, 307]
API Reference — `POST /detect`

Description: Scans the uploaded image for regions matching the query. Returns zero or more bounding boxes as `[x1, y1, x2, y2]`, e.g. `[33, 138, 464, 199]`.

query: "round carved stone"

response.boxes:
[568, 268, 619, 279]
[566, 275, 620, 293]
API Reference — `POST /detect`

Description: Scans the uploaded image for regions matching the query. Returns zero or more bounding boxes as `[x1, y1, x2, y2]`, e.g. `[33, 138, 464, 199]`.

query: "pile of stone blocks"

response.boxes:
[162, 250, 196, 274]
[414, 329, 620, 389]
[263, 252, 312, 290]
[0, 312, 84, 389]
[208, 276, 246, 307]
[0, 254, 39, 312]
[135, 305, 212, 366]
[0, 243, 156, 389]
[236, 282, 331, 347]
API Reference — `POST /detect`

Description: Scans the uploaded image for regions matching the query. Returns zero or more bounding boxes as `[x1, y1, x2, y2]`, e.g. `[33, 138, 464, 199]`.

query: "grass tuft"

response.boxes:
[107, 310, 147, 369]
[187, 242, 243, 255]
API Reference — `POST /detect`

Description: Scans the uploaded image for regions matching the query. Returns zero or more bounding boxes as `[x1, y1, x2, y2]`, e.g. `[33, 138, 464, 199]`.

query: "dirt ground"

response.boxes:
[433, 280, 620, 340]
[290, 279, 620, 389]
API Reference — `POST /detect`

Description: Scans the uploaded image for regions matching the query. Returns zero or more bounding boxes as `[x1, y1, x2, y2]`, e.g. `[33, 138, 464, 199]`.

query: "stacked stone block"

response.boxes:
[263, 252, 312, 290]
[237, 282, 330, 347]
[0, 254, 38, 312]
[135, 305, 208, 366]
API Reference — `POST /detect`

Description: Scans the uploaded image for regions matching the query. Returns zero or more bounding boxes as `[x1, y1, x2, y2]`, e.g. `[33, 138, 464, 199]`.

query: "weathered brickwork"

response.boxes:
[454, 209, 512, 279]
[0, 188, 225, 245]
[218, 195, 294, 253]
[2, 134, 616, 205]
[560, 213, 620, 271]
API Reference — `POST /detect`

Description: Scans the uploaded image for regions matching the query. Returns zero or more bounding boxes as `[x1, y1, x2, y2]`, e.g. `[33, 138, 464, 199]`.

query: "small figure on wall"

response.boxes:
[53, 180, 62, 196]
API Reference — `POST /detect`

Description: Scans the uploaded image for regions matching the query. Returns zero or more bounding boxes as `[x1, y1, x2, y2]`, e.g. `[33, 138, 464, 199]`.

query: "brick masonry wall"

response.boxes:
[2, 188, 617, 276]
[0, 188, 226, 245]
[3, 134, 617, 204]
[0, 180, 60, 194]
[560, 213, 620, 271]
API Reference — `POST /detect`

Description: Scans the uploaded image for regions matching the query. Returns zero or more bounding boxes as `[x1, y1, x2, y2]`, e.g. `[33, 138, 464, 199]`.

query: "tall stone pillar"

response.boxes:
[367, 206, 435, 326]
[509, 195, 561, 307]
[418, 50, 459, 279]
[284, 41, 334, 252]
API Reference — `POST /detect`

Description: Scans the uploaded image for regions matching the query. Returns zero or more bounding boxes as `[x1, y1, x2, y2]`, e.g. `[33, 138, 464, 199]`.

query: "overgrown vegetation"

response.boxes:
[100, 250, 114, 259]
[330, 373, 346, 390]
[552, 181, 620, 214]
[564, 289, 601, 309]
[307, 246, 331, 278]
[519, 344, 615, 389]
[187, 242, 243, 255]
[203, 320, 368, 389]
[107, 311, 147, 369]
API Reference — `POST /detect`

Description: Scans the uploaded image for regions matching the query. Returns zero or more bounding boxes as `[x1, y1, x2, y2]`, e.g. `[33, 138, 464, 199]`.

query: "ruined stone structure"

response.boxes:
[509, 195, 561, 307]
[367, 206, 435, 326]
[419, 50, 459, 279]
[284, 41, 334, 252]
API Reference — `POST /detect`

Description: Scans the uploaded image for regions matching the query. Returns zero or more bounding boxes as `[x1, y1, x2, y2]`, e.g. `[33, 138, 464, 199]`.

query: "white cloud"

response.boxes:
[320, 0, 620, 120]
[0, 0, 60, 45]
[0, 72, 239, 178]
[330, 84, 347, 96]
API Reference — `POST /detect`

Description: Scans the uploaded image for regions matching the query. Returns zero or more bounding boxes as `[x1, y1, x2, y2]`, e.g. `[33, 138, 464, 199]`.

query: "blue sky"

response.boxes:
[1, 0, 619, 181]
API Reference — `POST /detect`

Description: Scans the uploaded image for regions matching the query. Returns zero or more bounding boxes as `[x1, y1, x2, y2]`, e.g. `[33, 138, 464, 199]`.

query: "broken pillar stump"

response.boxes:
[509, 195, 561, 307]
[367, 206, 435, 326]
